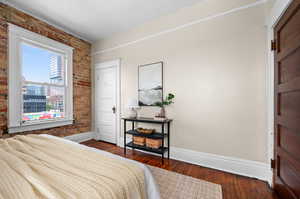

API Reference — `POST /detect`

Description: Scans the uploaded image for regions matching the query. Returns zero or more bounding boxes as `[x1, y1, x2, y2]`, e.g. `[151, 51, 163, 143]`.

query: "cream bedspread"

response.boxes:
[0, 135, 147, 199]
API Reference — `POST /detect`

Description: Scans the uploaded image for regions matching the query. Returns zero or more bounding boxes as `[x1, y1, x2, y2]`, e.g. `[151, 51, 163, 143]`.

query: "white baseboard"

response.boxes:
[118, 137, 271, 183]
[171, 147, 272, 183]
[64, 132, 95, 143]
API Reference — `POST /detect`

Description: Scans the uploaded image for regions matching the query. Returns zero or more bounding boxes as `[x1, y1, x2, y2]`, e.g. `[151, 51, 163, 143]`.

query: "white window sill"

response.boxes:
[8, 119, 73, 134]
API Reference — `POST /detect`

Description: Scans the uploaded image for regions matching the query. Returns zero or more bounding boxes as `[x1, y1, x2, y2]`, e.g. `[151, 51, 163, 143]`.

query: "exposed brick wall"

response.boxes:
[0, 3, 91, 138]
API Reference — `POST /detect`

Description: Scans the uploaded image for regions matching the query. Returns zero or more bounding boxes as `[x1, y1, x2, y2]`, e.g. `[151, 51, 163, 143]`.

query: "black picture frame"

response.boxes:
[138, 61, 163, 106]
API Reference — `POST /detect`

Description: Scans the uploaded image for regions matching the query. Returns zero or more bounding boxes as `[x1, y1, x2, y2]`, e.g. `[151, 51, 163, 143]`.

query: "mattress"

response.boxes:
[42, 134, 161, 199]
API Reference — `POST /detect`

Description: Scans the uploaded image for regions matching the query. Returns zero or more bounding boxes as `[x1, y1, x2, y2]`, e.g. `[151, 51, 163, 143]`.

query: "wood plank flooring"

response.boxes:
[82, 140, 279, 199]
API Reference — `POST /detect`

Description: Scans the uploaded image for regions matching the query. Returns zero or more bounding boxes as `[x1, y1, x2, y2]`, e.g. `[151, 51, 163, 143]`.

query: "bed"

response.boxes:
[0, 134, 160, 199]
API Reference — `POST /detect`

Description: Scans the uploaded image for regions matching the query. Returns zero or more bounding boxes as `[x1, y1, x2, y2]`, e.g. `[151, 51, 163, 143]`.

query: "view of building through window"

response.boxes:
[21, 43, 65, 122]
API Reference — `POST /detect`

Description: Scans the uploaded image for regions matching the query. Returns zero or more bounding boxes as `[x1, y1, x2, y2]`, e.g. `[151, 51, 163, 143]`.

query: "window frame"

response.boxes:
[8, 24, 74, 133]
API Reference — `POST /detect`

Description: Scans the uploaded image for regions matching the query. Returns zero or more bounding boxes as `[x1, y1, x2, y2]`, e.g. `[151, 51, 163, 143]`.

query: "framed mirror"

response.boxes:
[138, 62, 163, 106]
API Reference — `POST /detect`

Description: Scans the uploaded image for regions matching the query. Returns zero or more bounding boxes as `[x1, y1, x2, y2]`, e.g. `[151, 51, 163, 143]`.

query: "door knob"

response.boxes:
[112, 106, 116, 114]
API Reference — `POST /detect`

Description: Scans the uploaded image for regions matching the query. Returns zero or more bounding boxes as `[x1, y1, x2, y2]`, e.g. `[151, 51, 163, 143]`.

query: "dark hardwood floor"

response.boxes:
[82, 139, 279, 199]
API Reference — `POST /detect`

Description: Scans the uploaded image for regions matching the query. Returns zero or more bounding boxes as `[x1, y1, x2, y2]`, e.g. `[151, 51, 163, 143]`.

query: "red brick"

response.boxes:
[0, 2, 91, 138]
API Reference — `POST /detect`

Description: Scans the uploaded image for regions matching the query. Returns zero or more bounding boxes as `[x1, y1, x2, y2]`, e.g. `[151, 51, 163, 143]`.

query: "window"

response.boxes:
[8, 24, 73, 133]
[21, 44, 65, 121]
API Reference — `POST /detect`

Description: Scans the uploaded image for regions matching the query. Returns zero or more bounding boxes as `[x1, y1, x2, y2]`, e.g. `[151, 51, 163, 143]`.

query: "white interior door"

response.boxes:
[95, 65, 117, 144]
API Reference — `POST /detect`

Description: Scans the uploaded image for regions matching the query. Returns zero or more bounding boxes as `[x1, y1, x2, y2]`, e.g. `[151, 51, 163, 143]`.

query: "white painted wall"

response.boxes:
[92, 0, 270, 164]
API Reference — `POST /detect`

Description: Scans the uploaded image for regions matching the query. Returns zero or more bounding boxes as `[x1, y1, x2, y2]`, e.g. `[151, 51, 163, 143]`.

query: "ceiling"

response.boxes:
[4, 0, 204, 42]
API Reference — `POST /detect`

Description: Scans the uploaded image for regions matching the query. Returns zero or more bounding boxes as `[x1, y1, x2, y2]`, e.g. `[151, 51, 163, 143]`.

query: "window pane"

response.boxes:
[22, 84, 65, 122]
[21, 43, 65, 85]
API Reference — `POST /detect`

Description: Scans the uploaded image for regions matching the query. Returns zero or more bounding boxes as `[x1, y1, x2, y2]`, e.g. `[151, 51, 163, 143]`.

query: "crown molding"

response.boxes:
[0, 0, 92, 43]
[92, 0, 268, 56]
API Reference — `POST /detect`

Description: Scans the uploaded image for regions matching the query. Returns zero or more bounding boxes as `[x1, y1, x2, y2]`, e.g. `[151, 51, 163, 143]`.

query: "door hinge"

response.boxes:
[271, 159, 275, 169]
[271, 40, 277, 51]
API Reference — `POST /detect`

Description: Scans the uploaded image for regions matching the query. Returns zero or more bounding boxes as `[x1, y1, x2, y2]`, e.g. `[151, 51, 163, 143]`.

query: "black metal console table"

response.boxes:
[122, 117, 172, 163]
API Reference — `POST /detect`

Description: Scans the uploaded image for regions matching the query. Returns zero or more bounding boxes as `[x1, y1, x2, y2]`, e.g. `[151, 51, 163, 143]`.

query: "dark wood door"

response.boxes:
[274, 0, 300, 199]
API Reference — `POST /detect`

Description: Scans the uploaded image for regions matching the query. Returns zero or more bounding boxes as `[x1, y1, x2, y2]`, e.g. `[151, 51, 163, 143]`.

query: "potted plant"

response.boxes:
[155, 93, 175, 119]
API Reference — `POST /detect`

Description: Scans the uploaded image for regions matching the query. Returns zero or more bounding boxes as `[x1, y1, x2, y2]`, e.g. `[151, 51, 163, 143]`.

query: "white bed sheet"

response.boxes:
[41, 134, 161, 199]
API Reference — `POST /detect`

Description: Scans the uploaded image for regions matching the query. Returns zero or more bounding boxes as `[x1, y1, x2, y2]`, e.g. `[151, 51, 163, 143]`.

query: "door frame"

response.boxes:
[266, 0, 293, 187]
[94, 59, 121, 145]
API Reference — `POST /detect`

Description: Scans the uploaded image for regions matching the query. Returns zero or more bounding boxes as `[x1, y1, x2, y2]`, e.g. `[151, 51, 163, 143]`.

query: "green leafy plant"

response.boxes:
[155, 93, 175, 107]
[46, 104, 54, 111]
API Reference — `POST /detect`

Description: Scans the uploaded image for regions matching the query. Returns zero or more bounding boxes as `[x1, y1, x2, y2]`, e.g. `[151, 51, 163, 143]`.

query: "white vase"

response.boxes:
[155, 106, 166, 118]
